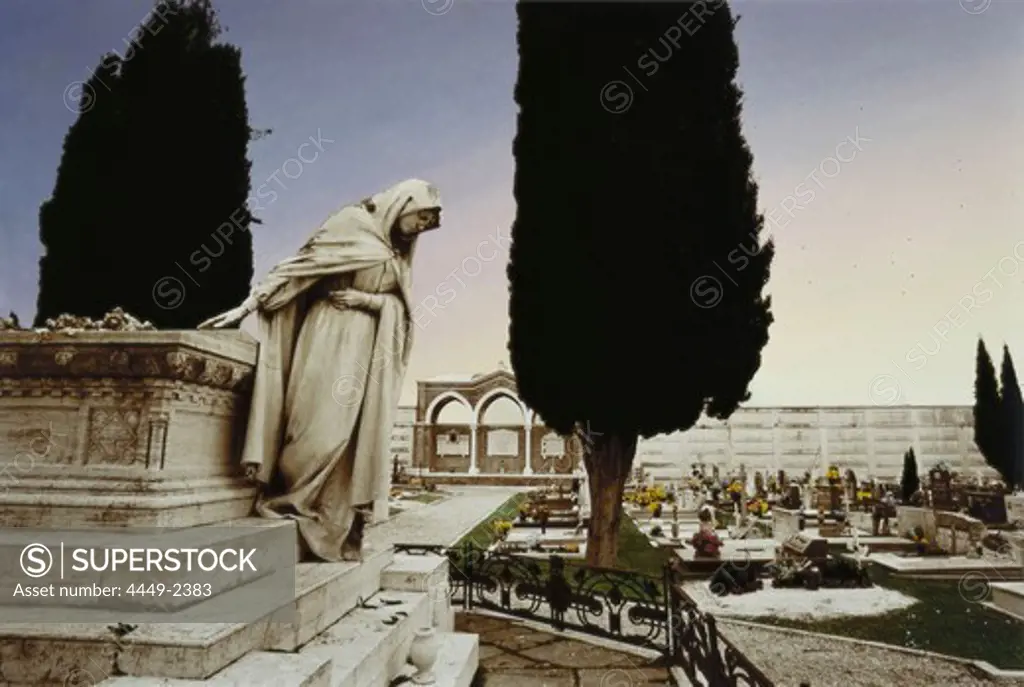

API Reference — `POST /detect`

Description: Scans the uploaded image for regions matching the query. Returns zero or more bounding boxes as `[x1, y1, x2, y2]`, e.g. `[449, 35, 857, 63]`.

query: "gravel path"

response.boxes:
[716, 620, 1024, 686]
[367, 486, 521, 549]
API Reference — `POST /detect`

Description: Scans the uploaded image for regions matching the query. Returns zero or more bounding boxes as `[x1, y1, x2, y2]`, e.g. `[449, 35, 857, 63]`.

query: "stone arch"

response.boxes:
[425, 391, 473, 424]
[473, 388, 527, 426]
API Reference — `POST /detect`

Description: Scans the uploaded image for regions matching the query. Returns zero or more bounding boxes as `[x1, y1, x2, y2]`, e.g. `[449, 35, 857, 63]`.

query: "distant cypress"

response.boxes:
[901, 447, 919, 502]
[973, 339, 1004, 481]
[999, 345, 1024, 488]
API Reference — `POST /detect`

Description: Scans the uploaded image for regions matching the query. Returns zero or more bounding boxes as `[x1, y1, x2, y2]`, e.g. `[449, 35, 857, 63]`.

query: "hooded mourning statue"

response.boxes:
[201, 179, 442, 561]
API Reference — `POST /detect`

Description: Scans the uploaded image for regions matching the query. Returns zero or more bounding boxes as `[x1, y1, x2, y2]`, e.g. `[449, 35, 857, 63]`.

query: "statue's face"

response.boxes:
[398, 208, 441, 235]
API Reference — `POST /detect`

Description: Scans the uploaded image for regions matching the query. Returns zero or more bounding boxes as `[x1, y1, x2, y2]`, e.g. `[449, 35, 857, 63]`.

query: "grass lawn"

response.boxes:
[454, 491, 531, 549]
[454, 499, 672, 600]
[738, 566, 1024, 670]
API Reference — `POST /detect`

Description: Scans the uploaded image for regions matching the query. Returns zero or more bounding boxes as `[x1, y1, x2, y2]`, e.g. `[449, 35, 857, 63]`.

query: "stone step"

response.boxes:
[989, 582, 1024, 620]
[97, 651, 332, 687]
[299, 589, 433, 687]
[390, 632, 479, 687]
[0, 548, 393, 684]
[380, 550, 454, 632]
[0, 470, 257, 529]
[90, 594, 475, 687]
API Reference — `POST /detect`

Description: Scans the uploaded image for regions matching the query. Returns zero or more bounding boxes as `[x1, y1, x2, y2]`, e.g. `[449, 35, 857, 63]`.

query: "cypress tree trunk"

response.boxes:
[584, 430, 637, 568]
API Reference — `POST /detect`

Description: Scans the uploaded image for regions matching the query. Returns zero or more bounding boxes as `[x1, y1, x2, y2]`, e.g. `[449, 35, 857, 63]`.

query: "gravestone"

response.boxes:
[929, 467, 955, 511]
[1007, 493, 1024, 527]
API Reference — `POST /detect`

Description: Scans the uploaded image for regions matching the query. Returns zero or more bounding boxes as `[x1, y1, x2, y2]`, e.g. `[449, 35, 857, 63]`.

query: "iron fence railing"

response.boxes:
[393, 541, 775, 686]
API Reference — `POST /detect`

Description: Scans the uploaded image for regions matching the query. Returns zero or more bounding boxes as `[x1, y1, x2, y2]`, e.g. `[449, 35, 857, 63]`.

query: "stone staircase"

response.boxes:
[0, 331, 487, 686]
[0, 520, 478, 687]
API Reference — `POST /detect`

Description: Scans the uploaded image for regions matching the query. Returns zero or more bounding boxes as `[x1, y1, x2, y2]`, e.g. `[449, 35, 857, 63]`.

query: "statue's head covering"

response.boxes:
[364, 179, 442, 243]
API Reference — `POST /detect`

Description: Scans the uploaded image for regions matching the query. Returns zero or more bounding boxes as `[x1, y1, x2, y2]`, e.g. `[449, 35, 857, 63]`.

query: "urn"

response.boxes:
[409, 626, 440, 684]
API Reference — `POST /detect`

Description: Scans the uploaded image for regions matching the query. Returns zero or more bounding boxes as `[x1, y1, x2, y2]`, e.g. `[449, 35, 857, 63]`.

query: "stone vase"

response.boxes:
[409, 626, 440, 684]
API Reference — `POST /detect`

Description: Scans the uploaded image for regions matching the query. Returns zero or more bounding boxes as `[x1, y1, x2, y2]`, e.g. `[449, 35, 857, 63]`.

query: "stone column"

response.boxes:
[771, 412, 782, 474]
[818, 408, 829, 467]
[523, 424, 533, 475]
[468, 423, 479, 474]
[866, 410, 877, 478]
[726, 424, 735, 471]
[911, 409, 923, 469]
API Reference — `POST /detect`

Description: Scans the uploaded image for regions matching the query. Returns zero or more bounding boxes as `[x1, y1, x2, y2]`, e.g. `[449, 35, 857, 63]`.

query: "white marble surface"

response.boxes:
[367, 486, 521, 549]
[683, 581, 919, 620]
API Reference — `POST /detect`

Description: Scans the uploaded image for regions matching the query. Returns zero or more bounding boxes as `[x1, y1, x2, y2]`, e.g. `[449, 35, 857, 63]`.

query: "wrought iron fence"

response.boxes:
[394, 541, 668, 651]
[393, 541, 775, 685]
[667, 581, 776, 686]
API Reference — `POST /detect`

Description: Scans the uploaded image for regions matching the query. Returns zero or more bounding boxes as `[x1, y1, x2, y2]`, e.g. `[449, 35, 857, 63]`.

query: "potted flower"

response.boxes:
[518, 503, 531, 523]
[649, 502, 663, 518]
[727, 480, 744, 503]
[909, 525, 933, 555]
[826, 465, 841, 486]
[689, 525, 722, 557]
[492, 519, 513, 540]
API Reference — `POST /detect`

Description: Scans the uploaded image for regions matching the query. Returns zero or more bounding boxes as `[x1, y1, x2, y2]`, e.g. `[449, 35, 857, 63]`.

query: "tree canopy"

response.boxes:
[510, 1, 772, 564]
[36, 0, 256, 328]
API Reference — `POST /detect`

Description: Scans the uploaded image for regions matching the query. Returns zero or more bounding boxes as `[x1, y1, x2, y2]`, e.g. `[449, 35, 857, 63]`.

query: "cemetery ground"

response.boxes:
[724, 565, 1024, 671]
[458, 612, 670, 686]
[453, 491, 675, 599]
[449, 489, 1024, 685]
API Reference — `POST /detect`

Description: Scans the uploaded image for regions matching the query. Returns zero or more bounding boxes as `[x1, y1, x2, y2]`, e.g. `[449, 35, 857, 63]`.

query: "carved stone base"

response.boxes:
[0, 331, 258, 528]
[0, 467, 255, 527]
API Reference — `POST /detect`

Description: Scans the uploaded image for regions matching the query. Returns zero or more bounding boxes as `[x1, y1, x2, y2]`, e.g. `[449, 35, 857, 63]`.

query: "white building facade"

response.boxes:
[390, 399, 991, 482]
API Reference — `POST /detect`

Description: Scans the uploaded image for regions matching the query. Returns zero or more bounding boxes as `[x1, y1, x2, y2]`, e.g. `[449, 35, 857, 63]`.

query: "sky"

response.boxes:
[0, 0, 1021, 411]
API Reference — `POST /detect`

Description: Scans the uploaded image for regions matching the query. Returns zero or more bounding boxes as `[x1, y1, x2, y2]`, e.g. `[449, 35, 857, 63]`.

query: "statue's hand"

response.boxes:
[328, 289, 371, 310]
[198, 303, 253, 329]
[243, 463, 260, 483]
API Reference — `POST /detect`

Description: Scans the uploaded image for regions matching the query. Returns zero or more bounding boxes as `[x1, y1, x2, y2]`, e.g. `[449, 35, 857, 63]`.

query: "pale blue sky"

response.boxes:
[0, 0, 1021, 407]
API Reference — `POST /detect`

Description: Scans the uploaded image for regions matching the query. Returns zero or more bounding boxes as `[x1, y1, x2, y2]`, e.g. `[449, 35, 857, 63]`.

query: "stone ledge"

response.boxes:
[0, 548, 394, 682]
[0, 331, 256, 393]
[97, 650, 331, 687]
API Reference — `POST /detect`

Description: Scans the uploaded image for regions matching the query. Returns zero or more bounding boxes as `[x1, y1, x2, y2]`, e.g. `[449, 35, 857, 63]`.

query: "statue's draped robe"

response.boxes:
[239, 197, 418, 560]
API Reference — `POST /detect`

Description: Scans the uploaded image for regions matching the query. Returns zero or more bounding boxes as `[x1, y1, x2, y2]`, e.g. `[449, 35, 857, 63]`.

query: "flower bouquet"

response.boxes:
[826, 465, 841, 486]
[492, 519, 513, 540]
[690, 524, 722, 558]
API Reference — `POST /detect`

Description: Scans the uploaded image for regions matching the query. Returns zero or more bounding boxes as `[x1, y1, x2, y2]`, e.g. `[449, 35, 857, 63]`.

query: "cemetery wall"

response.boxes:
[389, 391, 993, 483]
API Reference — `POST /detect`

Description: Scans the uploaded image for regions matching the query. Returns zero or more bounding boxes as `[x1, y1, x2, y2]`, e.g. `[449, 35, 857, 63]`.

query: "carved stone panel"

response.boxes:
[437, 431, 469, 456]
[541, 432, 565, 457]
[86, 406, 143, 466]
[487, 429, 519, 456]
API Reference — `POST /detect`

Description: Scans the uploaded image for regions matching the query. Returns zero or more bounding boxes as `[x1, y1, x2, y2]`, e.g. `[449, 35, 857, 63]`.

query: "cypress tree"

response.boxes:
[510, 1, 773, 566]
[999, 346, 1024, 489]
[36, 61, 126, 323]
[36, 0, 256, 328]
[973, 338, 1004, 480]
[901, 447, 919, 502]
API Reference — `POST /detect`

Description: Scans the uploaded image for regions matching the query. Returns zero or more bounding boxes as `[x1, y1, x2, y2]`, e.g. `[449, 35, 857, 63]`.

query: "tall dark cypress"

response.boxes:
[973, 338, 1004, 481]
[900, 447, 919, 502]
[36, 0, 256, 328]
[36, 60, 126, 324]
[999, 345, 1024, 489]
[509, 1, 773, 566]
